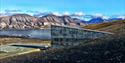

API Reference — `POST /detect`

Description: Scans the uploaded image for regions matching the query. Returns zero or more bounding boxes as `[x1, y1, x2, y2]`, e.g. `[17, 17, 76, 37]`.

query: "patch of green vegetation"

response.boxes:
[0, 51, 7, 53]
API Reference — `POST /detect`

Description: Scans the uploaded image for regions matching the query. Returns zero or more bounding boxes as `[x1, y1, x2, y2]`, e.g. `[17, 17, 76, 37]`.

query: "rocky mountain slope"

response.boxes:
[84, 17, 104, 24]
[0, 14, 37, 29]
[0, 14, 86, 29]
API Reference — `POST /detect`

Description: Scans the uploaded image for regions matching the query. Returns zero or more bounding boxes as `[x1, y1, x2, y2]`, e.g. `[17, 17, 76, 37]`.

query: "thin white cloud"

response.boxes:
[52, 12, 72, 16]
[74, 12, 85, 16]
[93, 13, 103, 17]
[52, 12, 62, 16]
[63, 12, 70, 15]
[5, 9, 22, 12]
[26, 10, 40, 13]
[102, 16, 110, 19]
[117, 15, 125, 19]
[92, 13, 110, 19]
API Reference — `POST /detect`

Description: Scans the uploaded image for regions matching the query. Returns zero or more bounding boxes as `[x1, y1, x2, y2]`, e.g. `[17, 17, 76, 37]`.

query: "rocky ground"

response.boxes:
[0, 32, 125, 63]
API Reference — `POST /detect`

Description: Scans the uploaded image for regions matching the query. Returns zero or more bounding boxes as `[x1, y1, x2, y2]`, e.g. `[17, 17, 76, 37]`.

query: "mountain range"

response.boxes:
[0, 14, 86, 29]
[81, 17, 125, 24]
[0, 13, 125, 29]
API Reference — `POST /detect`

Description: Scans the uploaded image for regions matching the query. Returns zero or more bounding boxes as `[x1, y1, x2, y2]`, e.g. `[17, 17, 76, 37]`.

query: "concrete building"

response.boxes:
[0, 25, 113, 46]
[51, 25, 113, 45]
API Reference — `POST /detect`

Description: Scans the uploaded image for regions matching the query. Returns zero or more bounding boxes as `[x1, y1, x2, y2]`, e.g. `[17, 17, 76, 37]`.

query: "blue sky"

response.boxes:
[0, 0, 125, 16]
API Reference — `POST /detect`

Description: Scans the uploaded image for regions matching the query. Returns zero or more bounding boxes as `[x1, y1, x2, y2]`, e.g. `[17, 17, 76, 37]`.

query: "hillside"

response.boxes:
[83, 20, 125, 33]
[1, 28, 125, 63]
[0, 14, 86, 29]
[1, 20, 125, 63]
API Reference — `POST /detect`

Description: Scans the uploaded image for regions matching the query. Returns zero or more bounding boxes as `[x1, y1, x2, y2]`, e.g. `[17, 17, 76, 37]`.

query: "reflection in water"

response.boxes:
[0, 29, 51, 39]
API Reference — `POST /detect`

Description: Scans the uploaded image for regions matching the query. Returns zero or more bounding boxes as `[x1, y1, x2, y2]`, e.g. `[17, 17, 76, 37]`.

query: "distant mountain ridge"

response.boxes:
[0, 13, 124, 29]
[81, 17, 125, 24]
[0, 14, 86, 29]
[83, 17, 104, 24]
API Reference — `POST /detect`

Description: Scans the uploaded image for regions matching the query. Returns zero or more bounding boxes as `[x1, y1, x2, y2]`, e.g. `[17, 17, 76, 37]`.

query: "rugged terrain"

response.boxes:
[0, 20, 125, 63]
[0, 14, 85, 29]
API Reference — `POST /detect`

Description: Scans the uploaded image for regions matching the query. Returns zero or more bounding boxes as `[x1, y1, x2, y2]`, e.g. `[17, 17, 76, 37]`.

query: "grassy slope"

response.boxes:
[83, 20, 125, 33]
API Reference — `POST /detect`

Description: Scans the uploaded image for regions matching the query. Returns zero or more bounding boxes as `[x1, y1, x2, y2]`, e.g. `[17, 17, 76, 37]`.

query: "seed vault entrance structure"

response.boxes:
[0, 25, 113, 46]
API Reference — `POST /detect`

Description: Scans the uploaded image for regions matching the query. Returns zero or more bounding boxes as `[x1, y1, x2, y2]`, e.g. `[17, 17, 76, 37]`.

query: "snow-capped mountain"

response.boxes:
[81, 16, 125, 24]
